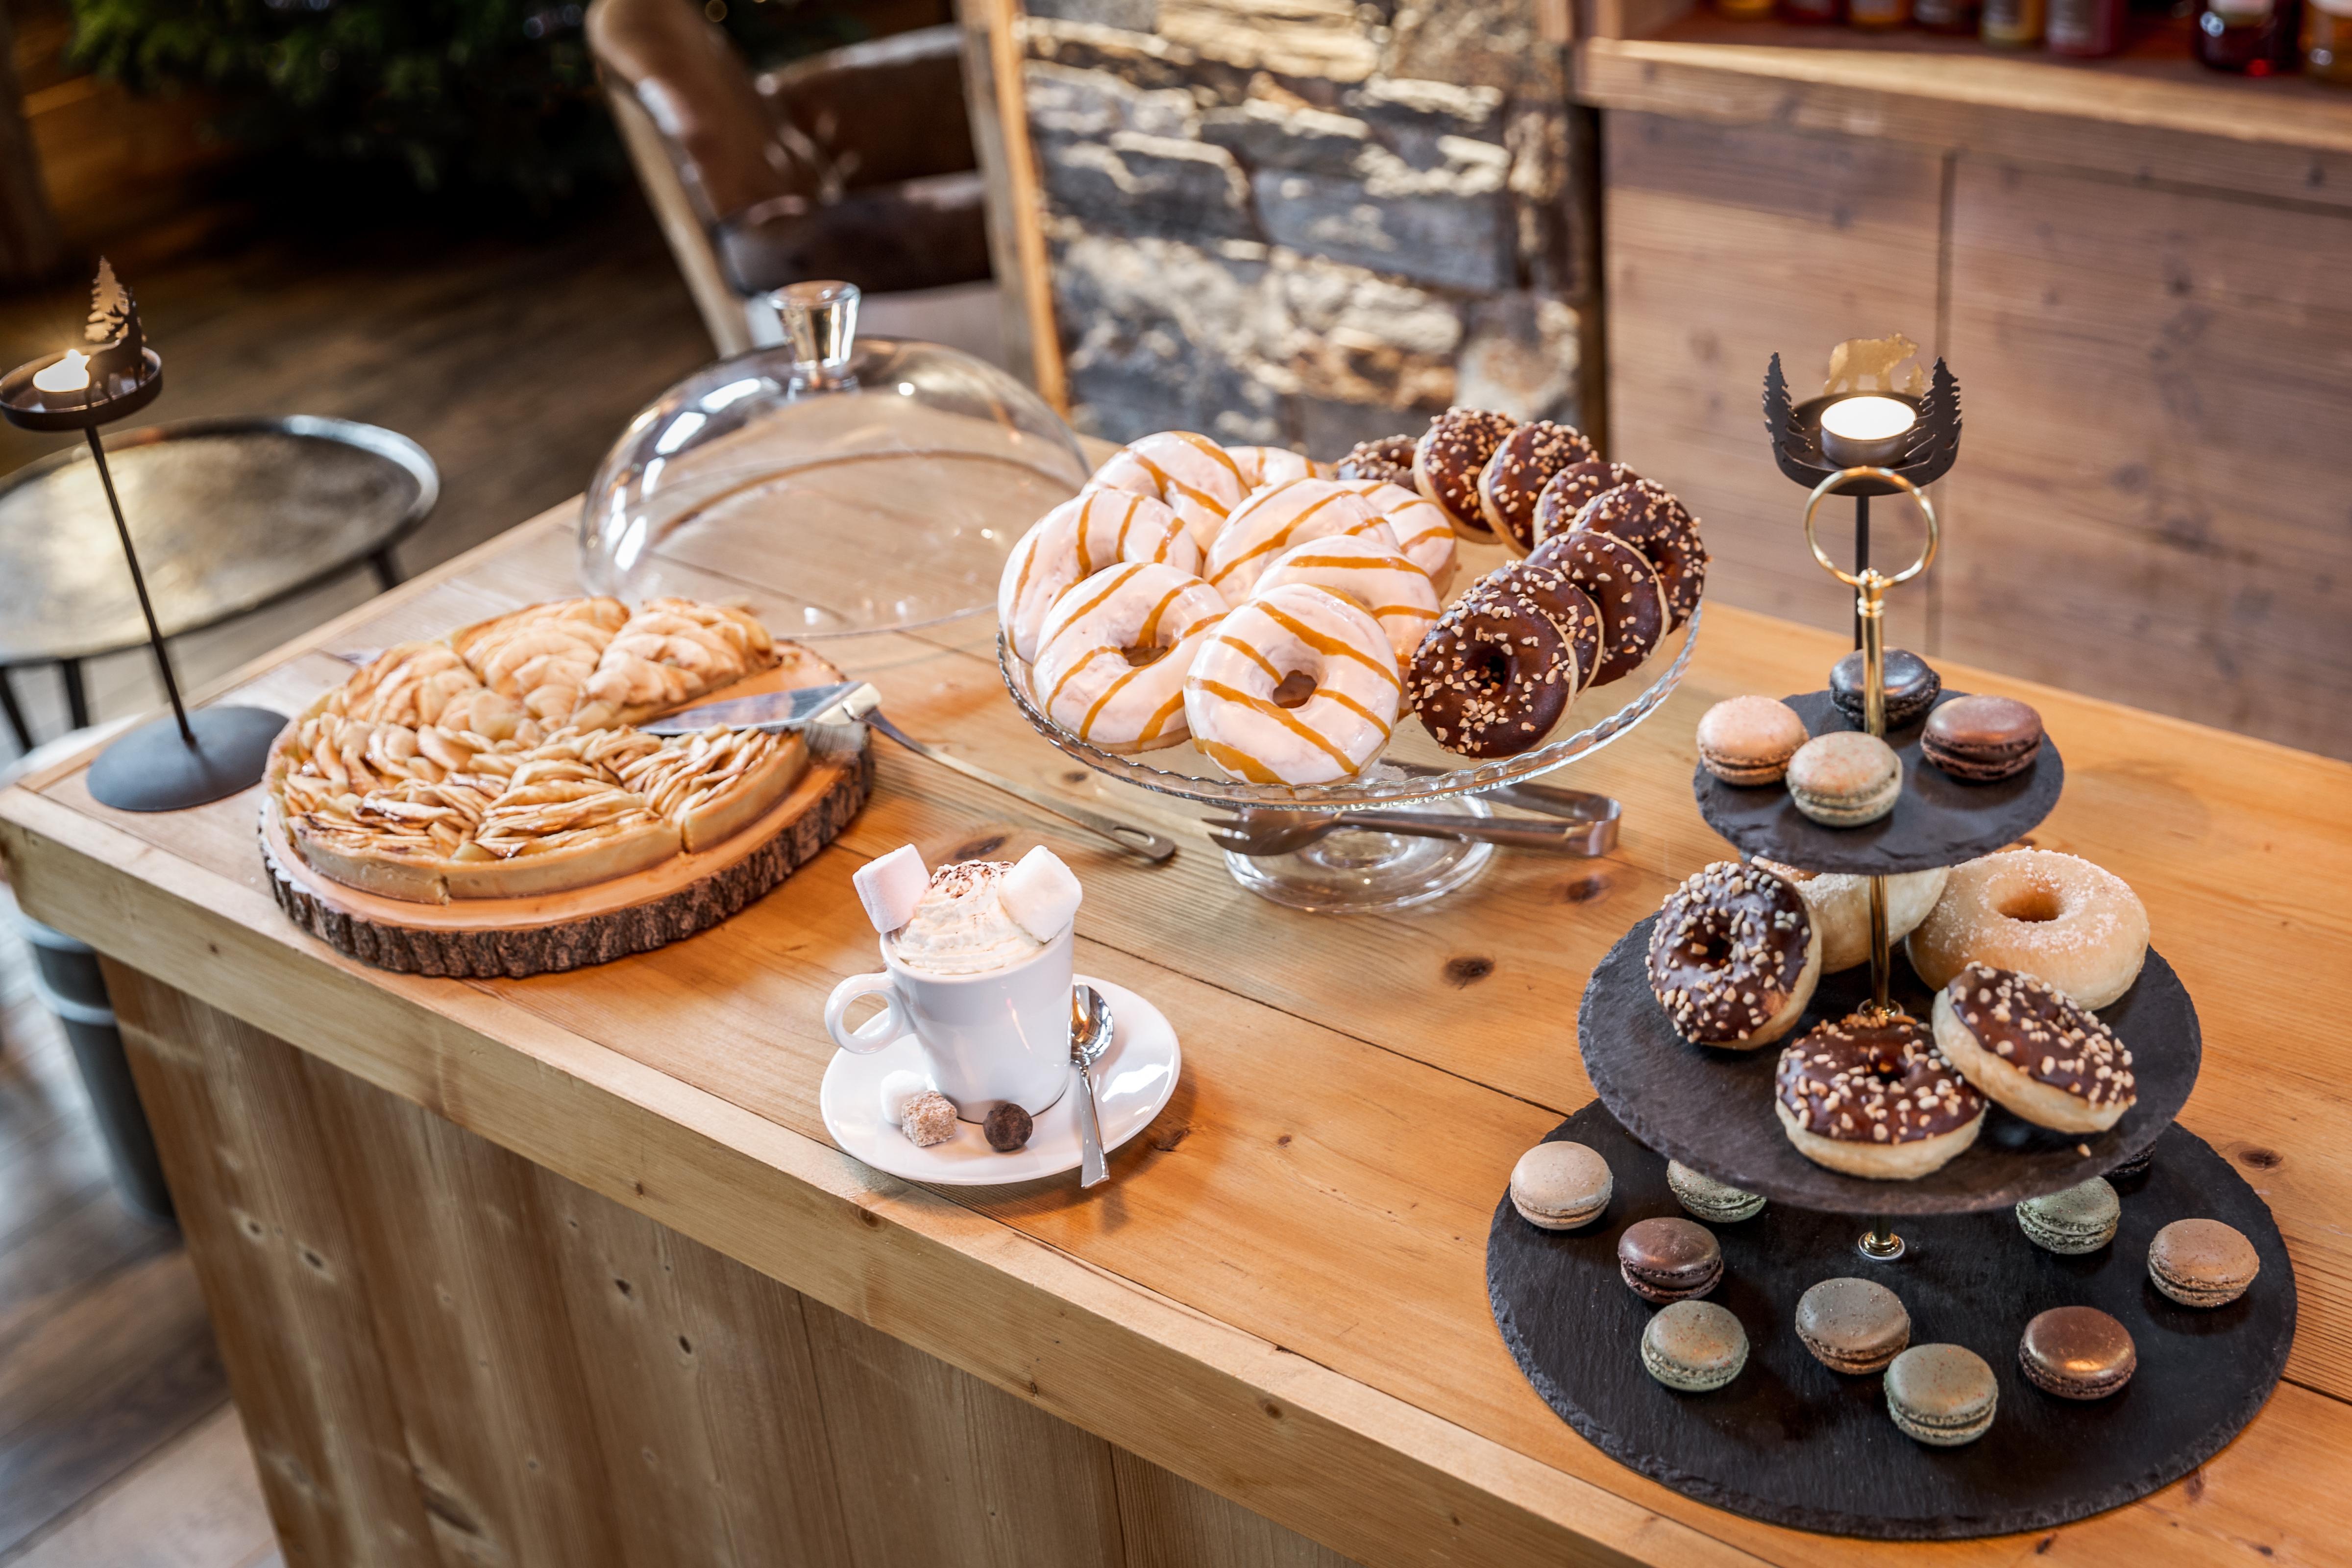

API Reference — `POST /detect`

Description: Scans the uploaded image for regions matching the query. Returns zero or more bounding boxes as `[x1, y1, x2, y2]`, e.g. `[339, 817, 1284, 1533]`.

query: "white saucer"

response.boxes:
[820, 975, 1180, 1185]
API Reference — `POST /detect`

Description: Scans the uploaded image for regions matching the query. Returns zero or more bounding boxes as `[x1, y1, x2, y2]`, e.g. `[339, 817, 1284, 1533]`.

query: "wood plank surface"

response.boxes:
[3, 501, 2348, 1567]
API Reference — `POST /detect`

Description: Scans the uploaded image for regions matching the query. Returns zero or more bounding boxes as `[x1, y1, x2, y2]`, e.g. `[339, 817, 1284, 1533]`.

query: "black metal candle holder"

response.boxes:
[0, 266, 282, 810]
[1763, 354, 1962, 647]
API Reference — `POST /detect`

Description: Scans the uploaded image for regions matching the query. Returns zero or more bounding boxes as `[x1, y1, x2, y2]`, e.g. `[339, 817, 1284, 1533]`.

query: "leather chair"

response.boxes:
[588, 0, 993, 355]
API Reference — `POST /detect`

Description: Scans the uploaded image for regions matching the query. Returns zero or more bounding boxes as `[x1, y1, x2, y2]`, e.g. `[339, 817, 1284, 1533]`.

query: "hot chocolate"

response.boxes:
[887, 861, 1045, 977]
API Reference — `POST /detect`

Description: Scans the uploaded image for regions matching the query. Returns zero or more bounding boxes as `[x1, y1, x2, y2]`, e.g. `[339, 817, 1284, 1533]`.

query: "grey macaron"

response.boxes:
[1794, 1277, 1911, 1375]
[1666, 1160, 1765, 1223]
[1640, 1300, 1748, 1393]
[1884, 1344, 1999, 1446]
[1786, 731, 1903, 829]
[2015, 1178, 2120, 1255]
[2147, 1218, 2260, 1307]
[1509, 1140, 1613, 1230]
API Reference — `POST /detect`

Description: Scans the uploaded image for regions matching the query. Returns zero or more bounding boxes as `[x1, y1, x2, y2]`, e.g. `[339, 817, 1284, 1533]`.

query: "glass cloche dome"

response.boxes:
[582, 281, 1088, 637]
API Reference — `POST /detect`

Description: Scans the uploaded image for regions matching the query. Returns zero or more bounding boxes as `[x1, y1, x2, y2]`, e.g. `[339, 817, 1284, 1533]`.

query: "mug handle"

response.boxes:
[825, 972, 908, 1054]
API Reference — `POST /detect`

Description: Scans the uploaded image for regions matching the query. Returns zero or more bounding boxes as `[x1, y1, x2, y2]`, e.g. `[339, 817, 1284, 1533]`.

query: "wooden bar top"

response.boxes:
[4, 504, 2347, 1567]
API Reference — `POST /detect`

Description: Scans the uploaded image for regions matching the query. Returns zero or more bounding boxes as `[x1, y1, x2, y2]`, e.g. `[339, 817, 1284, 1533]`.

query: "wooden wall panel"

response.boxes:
[1602, 110, 1947, 653]
[1943, 160, 2352, 757]
[1112, 1448, 1360, 1568]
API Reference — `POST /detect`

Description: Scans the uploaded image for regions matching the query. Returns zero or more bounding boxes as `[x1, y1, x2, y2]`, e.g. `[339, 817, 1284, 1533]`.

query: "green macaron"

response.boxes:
[1884, 1344, 1998, 1446]
[1785, 731, 1903, 829]
[1640, 1300, 1748, 1393]
[2015, 1177, 2120, 1255]
[1666, 1160, 1765, 1223]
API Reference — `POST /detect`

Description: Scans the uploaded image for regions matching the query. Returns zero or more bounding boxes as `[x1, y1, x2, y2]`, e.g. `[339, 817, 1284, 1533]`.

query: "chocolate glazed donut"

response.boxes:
[1414, 409, 1518, 538]
[1532, 461, 1641, 545]
[1577, 480, 1707, 631]
[1336, 434, 1416, 489]
[1646, 860, 1821, 1048]
[1473, 556, 1603, 696]
[1530, 531, 1666, 688]
[1407, 587, 1570, 758]
[1477, 421, 1597, 552]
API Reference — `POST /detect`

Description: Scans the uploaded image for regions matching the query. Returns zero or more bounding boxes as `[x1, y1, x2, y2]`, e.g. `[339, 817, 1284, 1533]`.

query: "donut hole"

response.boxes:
[1997, 885, 2063, 923]
[1121, 643, 1171, 668]
[1272, 670, 1318, 709]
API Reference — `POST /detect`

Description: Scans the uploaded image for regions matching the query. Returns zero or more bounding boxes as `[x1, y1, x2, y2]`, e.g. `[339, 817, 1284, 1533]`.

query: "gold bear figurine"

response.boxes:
[1824, 334, 1927, 397]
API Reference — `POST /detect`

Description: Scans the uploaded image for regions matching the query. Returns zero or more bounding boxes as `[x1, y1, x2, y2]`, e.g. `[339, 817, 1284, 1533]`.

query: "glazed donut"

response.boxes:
[1091, 431, 1248, 551]
[1478, 421, 1597, 552]
[1183, 584, 1399, 784]
[1253, 535, 1438, 671]
[1646, 861, 1823, 1049]
[1532, 462, 1642, 545]
[999, 488, 1200, 663]
[1576, 480, 1707, 631]
[1932, 963, 2138, 1134]
[1530, 530, 1667, 688]
[1471, 556, 1601, 699]
[1330, 477, 1459, 595]
[1335, 435, 1416, 488]
[1031, 563, 1228, 752]
[1754, 860, 1951, 974]
[1201, 479, 1399, 599]
[1414, 409, 1518, 538]
[1227, 445, 1320, 490]
[1410, 586, 1577, 758]
[1905, 850, 2149, 1009]
[1775, 1011, 1986, 1179]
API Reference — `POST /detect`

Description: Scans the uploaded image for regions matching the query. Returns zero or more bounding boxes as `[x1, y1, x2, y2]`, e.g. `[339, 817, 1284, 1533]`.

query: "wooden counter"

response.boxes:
[3, 504, 2348, 1567]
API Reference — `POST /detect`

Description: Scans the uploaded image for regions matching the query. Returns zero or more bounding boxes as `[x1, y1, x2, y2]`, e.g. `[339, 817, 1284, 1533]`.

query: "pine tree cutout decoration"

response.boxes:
[86, 258, 130, 345]
[82, 260, 147, 386]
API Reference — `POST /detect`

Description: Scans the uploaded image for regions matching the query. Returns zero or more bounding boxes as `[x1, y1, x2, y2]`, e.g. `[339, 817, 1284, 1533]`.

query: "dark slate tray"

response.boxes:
[1579, 917, 2199, 1216]
[1487, 1105, 2295, 1540]
[1692, 691, 2062, 876]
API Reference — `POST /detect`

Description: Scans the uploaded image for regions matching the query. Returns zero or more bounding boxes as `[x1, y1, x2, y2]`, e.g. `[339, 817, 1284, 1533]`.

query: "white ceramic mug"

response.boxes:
[823, 926, 1074, 1117]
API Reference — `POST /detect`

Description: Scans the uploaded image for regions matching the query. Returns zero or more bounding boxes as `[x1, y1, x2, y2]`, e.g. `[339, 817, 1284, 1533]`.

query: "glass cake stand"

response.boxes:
[1001, 606, 1700, 912]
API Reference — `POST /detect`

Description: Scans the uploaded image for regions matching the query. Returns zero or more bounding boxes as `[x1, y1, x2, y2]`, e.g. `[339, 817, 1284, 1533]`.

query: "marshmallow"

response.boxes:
[879, 1070, 931, 1128]
[999, 845, 1082, 943]
[854, 844, 928, 935]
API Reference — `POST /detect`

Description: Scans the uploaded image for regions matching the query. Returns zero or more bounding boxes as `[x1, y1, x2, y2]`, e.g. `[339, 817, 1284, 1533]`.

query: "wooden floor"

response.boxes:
[0, 194, 712, 1562]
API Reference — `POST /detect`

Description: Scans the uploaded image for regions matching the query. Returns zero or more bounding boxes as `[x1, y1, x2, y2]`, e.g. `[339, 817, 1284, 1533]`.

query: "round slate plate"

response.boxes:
[1579, 917, 2199, 1215]
[1488, 1105, 2295, 1540]
[1693, 691, 2062, 876]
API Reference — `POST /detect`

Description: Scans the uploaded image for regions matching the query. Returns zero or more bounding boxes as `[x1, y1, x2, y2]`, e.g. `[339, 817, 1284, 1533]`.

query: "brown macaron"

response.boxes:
[1696, 696, 1809, 786]
[1921, 694, 2044, 782]
[1617, 1216, 1724, 1304]
[2018, 1306, 2136, 1399]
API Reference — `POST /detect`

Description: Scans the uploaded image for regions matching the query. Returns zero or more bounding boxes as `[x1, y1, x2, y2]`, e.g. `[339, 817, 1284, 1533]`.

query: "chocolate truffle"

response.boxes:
[1921, 693, 2045, 782]
[1617, 1216, 1723, 1304]
[983, 1102, 1033, 1153]
[2019, 1306, 2137, 1399]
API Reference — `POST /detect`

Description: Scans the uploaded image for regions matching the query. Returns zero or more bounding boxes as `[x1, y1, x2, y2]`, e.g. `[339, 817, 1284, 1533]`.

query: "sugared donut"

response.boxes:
[1201, 479, 1398, 600]
[1091, 431, 1248, 551]
[1755, 860, 1950, 974]
[1530, 531, 1667, 688]
[1329, 477, 1458, 595]
[1478, 421, 1597, 552]
[1031, 563, 1227, 753]
[1646, 861, 1822, 1049]
[1253, 535, 1438, 671]
[999, 488, 1201, 663]
[1473, 556, 1602, 698]
[1932, 963, 2138, 1134]
[1905, 850, 2149, 1009]
[1227, 445, 1320, 490]
[1336, 435, 1416, 488]
[1408, 588, 1572, 759]
[1183, 584, 1399, 784]
[1775, 1011, 1986, 1179]
[1577, 480, 1707, 631]
[1533, 461, 1641, 545]
[1414, 409, 1518, 538]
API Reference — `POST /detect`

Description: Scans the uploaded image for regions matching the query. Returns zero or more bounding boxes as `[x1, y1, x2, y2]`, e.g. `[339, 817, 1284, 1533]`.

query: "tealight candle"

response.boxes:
[32, 349, 89, 395]
[1818, 394, 1916, 467]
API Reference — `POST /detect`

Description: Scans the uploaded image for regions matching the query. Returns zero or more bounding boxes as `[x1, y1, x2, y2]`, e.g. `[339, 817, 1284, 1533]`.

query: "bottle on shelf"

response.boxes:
[2049, 0, 2129, 49]
[1982, 0, 2050, 41]
[1782, 0, 1847, 23]
[2308, 0, 2352, 78]
[1851, 0, 1916, 23]
[2196, 0, 2303, 70]
[1916, 0, 1984, 29]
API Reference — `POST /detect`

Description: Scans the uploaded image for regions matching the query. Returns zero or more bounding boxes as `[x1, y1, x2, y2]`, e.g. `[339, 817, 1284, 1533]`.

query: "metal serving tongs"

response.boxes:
[645, 682, 1179, 864]
[1385, 761, 1621, 857]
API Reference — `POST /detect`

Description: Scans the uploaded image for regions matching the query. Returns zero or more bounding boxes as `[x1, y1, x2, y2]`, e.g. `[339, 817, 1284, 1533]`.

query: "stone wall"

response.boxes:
[1017, 0, 1592, 454]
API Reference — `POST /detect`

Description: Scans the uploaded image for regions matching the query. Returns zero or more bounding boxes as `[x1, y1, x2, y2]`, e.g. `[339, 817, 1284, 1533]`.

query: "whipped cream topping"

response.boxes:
[887, 861, 1046, 977]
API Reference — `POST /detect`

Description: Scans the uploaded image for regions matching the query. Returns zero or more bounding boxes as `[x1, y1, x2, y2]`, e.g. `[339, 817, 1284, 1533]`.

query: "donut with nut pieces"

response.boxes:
[1407, 586, 1573, 758]
[1414, 409, 1518, 538]
[1478, 420, 1597, 551]
[1931, 963, 2138, 1134]
[1646, 861, 1823, 1049]
[1775, 1011, 1987, 1180]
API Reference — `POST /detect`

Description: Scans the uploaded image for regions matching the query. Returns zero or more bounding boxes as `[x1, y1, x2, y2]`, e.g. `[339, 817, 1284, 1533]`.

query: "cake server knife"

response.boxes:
[638, 682, 865, 735]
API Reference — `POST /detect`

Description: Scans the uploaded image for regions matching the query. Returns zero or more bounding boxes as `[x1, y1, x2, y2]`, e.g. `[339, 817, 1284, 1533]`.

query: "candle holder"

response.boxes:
[0, 265, 282, 810]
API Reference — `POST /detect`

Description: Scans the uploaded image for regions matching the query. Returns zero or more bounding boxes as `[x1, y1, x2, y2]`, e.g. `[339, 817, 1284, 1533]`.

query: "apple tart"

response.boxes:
[267, 595, 829, 904]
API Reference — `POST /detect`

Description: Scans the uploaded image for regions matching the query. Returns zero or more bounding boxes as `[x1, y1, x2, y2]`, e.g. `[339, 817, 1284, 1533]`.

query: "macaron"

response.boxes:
[1884, 1344, 1999, 1446]
[1831, 647, 1942, 730]
[1617, 1216, 1723, 1303]
[2107, 1145, 2155, 1182]
[1922, 693, 2044, 783]
[1509, 1140, 1614, 1231]
[1666, 1160, 1765, 1223]
[1794, 1276, 1911, 1375]
[2019, 1306, 2136, 1400]
[2015, 1178, 2120, 1255]
[1695, 696, 1809, 786]
[2147, 1218, 2260, 1307]
[1785, 731, 1902, 828]
[1640, 1300, 1748, 1392]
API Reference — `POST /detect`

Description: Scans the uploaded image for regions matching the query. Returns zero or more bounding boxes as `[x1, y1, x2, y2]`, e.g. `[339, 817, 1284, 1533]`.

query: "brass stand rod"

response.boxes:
[1858, 567, 1890, 1012]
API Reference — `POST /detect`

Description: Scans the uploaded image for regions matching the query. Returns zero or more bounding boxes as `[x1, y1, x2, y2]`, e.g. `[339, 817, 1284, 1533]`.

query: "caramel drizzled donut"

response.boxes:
[1931, 963, 2137, 1134]
[1533, 461, 1641, 545]
[1469, 557, 1601, 698]
[1530, 531, 1666, 688]
[1646, 861, 1821, 1049]
[1577, 480, 1708, 631]
[1183, 584, 1398, 784]
[1330, 478, 1459, 596]
[1091, 431, 1247, 552]
[1336, 435, 1417, 488]
[1203, 479, 1398, 600]
[1774, 1011, 1986, 1179]
[1414, 409, 1518, 538]
[998, 488, 1200, 663]
[1228, 445, 1320, 490]
[1032, 562, 1228, 753]
[1407, 587, 1572, 758]
[1478, 421, 1597, 552]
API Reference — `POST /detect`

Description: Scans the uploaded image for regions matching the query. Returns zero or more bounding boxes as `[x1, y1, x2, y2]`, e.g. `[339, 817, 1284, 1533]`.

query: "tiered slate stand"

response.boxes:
[1487, 689, 2297, 1539]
